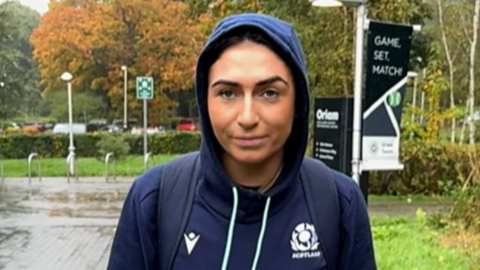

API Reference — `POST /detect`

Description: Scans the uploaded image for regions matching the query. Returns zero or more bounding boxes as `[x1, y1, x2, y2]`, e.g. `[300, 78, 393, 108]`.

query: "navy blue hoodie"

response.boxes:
[107, 13, 376, 270]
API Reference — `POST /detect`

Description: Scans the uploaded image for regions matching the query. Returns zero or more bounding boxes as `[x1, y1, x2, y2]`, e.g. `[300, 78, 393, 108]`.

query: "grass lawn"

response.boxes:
[369, 194, 453, 203]
[372, 215, 480, 270]
[1, 155, 178, 177]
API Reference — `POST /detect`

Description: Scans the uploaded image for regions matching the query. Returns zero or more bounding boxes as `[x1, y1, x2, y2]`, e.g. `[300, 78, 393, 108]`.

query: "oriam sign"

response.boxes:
[316, 109, 339, 121]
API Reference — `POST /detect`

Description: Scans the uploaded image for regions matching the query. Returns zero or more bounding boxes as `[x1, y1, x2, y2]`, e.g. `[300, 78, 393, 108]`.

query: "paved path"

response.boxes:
[0, 177, 134, 270]
[0, 177, 452, 270]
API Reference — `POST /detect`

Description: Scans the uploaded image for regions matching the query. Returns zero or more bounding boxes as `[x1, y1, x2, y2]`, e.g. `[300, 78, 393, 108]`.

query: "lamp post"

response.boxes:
[311, 0, 367, 185]
[61, 72, 75, 176]
[121, 65, 128, 131]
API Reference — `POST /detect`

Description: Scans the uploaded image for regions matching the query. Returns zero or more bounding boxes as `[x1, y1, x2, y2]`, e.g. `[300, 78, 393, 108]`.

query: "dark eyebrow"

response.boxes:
[211, 80, 240, 88]
[256, 76, 289, 87]
[211, 76, 289, 88]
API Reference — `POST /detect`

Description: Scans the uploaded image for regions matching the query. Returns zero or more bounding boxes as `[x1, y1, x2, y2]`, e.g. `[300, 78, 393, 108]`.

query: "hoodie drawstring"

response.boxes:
[221, 187, 272, 270]
[251, 195, 271, 270]
[221, 187, 239, 270]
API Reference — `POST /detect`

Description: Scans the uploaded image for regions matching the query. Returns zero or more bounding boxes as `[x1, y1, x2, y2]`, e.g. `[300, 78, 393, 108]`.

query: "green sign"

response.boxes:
[387, 91, 401, 107]
[136, 77, 154, 100]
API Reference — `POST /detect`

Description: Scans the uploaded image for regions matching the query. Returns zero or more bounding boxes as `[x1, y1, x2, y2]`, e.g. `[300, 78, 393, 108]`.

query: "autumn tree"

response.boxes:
[31, 0, 205, 125]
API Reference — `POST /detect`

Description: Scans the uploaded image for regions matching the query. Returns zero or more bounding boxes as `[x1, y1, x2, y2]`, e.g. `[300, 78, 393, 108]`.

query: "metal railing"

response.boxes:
[66, 152, 78, 183]
[105, 152, 116, 182]
[144, 152, 153, 171]
[28, 153, 42, 184]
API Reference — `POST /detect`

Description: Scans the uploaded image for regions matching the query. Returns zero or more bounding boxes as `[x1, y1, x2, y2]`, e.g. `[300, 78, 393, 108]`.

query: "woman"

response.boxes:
[107, 13, 376, 270]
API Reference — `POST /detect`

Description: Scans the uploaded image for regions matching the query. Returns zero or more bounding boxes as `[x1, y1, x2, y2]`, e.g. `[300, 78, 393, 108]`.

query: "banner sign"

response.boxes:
[362, 21, 413, 171]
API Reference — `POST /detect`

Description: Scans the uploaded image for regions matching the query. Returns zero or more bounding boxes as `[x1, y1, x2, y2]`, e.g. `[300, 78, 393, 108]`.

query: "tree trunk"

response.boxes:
[468, 0, 480, 145]
[437, 0, 457, 143]
[449, 69, 456, 142]
[460, 100, 469, 145]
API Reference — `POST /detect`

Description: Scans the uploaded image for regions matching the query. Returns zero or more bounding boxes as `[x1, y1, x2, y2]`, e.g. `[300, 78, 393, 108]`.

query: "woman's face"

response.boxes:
[207, 41, 295, 165]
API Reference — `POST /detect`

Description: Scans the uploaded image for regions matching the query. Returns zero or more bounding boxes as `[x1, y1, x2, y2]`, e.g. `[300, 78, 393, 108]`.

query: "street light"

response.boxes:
[311, 0, 367, 185]
[121, 65, 128, 130]
[61, 71, 75, 176]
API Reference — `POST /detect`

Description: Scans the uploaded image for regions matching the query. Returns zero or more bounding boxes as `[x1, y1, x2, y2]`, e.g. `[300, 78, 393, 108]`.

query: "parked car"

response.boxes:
[22, 121, 45, 132]
[53, 123, 99, 134]
[112, 119, 138, 131]
[176, 117, 197, 131]
[0, 122, 21, 133]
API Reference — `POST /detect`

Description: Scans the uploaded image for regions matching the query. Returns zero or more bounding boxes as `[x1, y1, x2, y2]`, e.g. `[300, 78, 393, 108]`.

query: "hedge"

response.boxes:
[0, 132, 202, 159]
[1, 132, 477, 196]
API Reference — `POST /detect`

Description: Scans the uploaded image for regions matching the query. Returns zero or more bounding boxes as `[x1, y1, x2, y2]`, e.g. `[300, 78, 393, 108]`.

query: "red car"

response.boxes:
[176, 118, 197, 131]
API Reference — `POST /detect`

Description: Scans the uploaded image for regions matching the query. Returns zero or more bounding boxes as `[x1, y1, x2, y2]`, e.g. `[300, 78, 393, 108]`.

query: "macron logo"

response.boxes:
[184, 232, 200, 255]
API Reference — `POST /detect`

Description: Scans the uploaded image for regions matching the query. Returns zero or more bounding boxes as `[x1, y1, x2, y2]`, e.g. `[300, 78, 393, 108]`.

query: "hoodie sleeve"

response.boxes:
[107, 176, 159, 270]
[336, 176, 377, 270]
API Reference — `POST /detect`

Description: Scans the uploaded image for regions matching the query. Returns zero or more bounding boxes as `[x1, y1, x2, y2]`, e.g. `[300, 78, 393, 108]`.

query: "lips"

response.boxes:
[233, 136, 267, 148]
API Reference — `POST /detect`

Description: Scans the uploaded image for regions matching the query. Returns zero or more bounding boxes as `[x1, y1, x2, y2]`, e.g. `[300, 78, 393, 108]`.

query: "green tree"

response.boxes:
[0, 1, 41, 118]
[40, 90, 107, 122]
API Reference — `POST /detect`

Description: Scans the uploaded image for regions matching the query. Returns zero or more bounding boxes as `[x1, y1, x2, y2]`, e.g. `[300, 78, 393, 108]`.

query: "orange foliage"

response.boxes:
[31, 0, 206, 124]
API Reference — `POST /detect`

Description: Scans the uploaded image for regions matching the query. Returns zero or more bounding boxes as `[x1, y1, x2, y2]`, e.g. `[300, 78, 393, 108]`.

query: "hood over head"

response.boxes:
[195, 13, 310, 221]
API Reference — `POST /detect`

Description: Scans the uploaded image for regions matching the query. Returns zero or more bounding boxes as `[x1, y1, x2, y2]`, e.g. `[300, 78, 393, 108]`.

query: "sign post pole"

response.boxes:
[136, 77, 154, 158]
[143, 98, 148, 157]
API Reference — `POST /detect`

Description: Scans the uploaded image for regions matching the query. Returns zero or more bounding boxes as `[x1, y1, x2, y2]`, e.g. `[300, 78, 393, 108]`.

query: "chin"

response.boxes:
[227, 148, 275, 165]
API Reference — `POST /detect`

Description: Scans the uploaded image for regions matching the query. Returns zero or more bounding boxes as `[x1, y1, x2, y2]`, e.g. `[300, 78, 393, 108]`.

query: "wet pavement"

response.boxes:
[0, 177, 451, 270]
[0, 177, 134, 270]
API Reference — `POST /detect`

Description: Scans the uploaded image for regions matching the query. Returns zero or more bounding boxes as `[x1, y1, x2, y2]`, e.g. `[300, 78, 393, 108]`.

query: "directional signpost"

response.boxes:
[136, 77, 154, 100]
[136, 77, 154, 158]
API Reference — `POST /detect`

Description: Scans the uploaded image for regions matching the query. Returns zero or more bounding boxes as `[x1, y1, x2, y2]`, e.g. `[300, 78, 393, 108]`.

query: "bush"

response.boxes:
[0, 131, 201, 159]
[96, 135, 130, 160]
[450, 183, 480, 232]
[369, 140, 477, 195]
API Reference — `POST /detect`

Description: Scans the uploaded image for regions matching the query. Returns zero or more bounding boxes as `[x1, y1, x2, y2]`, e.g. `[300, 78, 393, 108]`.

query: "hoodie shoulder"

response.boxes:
[330, 170, 377, 269]
[330, 170, 364, 205]
[131, 165, 164, 203]
[107, 165, 165, 270]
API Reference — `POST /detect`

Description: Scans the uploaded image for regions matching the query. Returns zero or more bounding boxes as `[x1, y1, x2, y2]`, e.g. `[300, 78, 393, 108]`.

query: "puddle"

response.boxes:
[0, 182, 128, 220]
[46, 191, 127, 203]
[1, 191, 125, 219]
[47, 205, 122, 218]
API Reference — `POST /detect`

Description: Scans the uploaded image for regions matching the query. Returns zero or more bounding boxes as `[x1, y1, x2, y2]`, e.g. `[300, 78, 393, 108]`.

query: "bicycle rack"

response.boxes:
[105, 152, 116, 183]
[66, 152, 78, 183]
[28, 153, 42, 184]
[144, 152, 153, 171]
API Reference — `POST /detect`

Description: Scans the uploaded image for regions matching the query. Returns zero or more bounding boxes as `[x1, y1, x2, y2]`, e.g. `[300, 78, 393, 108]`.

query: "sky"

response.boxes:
[0, 0, 49, 14]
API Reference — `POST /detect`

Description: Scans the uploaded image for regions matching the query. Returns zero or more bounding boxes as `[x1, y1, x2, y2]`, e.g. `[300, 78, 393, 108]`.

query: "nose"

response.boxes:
[237, 95, 259, 130]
